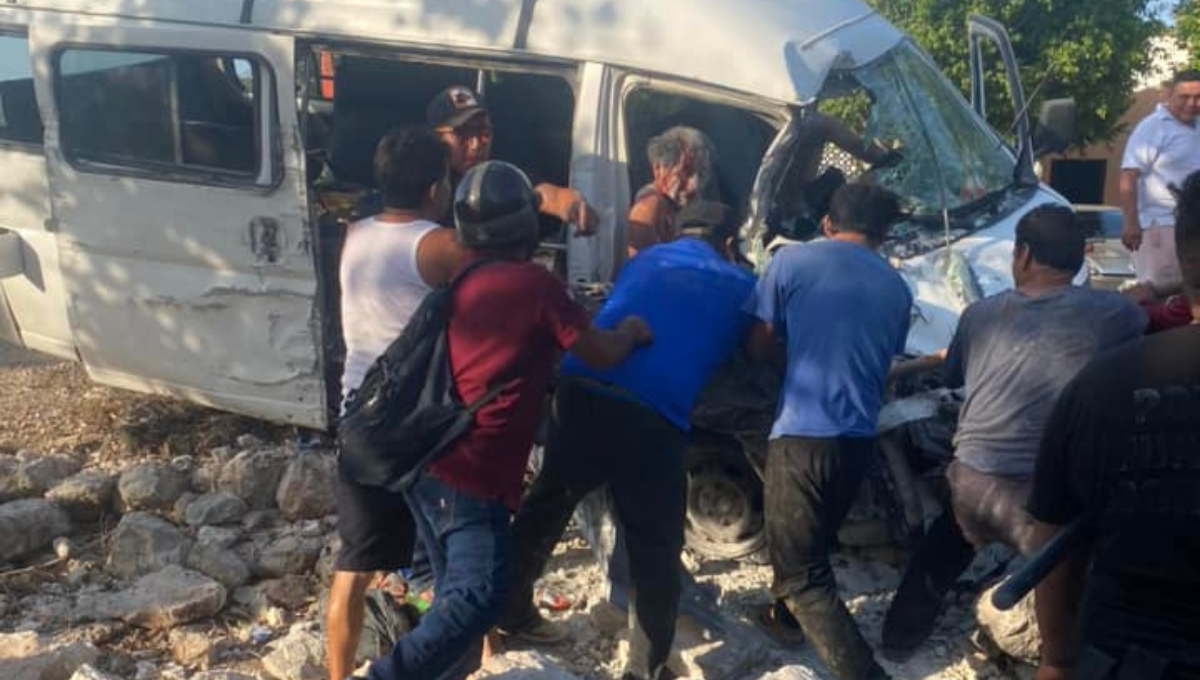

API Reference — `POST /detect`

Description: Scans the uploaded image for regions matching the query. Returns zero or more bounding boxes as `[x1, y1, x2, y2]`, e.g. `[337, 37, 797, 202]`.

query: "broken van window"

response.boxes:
[0, 34, 44, 146]
[796, 41, 1014, 220]
[56, 49, 261, 179]
[624, 89, 777, 216]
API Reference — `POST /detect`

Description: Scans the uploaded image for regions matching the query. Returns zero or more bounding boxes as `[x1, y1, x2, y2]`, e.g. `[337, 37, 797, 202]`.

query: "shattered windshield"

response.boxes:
[772, 40, 1015, 235]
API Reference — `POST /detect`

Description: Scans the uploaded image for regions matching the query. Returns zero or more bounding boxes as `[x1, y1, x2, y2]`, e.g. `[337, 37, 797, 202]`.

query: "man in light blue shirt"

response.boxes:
[746, 183, 910, 680]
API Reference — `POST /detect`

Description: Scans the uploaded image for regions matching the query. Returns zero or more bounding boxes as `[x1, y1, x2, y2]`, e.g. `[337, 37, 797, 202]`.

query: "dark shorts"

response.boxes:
[334, 466, 417, 573]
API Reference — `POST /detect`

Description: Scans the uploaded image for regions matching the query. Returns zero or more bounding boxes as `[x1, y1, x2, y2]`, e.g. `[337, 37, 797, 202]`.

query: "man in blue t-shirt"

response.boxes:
[498, 202, 756, 680]
[746, 183, 911, 680]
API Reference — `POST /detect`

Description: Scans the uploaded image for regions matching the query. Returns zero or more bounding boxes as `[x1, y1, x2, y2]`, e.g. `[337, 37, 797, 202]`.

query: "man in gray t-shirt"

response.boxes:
[945, 285, 1146, 477]
[881, 205, 1146, 660]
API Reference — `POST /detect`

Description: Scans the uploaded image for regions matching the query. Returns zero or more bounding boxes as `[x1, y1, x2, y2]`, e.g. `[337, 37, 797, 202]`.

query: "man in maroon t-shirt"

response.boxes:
[362, 161, 651, 680]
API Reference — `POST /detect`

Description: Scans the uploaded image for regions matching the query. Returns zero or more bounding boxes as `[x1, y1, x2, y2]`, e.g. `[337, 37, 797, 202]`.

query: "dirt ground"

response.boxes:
[0, 342, 292, 463]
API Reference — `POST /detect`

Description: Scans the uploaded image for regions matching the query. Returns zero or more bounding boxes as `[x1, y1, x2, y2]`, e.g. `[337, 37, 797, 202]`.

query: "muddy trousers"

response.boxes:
[881, 461, 1037, 656]
[765, 436, 889, 680]
[503, 379, 688, 680]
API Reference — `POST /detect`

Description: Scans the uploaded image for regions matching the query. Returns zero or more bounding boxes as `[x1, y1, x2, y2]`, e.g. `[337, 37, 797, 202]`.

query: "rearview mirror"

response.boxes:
[1032, 98, 1076, 156]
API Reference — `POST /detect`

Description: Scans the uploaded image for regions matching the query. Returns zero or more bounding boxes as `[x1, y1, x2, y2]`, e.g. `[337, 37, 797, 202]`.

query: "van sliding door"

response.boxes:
[29, 16, 326, 428]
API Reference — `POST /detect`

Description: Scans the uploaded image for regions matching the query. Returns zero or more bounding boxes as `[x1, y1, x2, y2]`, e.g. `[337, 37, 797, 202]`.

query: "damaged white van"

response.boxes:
[0, 0, 1074, 554]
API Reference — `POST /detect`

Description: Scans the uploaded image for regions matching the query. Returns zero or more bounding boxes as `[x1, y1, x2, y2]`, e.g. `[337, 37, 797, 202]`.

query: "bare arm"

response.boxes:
[414, 227, 466, 288]
[1033, 520, 1091, 680]
[887, 349, 947, 383]
[626, 193, 673, 256]
[535, 183, 600, 236]
[569, 316, 653, 370]
[1118, 169, 1143, 252]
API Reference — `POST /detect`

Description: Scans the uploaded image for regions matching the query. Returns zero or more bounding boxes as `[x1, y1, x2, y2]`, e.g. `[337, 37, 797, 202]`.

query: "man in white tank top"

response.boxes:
[327, 127, 464, 680]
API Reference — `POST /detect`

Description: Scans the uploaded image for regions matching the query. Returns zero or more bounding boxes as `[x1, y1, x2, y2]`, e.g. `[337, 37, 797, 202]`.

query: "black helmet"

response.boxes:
[454, 161, 541, 248]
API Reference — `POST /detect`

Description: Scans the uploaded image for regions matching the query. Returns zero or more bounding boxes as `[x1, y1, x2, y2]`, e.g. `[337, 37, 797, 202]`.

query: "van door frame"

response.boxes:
[607, 70, 790, 276]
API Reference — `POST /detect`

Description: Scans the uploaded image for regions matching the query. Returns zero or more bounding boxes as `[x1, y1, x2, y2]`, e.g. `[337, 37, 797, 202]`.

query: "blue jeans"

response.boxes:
[366, 473, 509, 680]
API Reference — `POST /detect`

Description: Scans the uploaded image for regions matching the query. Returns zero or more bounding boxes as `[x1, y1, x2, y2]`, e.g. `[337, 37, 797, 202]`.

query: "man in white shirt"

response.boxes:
[1120, 69, 1200, 294]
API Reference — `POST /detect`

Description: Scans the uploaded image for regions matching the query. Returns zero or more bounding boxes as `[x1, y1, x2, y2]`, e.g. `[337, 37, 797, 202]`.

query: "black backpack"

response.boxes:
[337, 260, 503, 492]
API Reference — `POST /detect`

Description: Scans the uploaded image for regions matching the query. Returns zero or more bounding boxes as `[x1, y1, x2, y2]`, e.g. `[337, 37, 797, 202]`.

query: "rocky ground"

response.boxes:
[0, 344, 1037, 680]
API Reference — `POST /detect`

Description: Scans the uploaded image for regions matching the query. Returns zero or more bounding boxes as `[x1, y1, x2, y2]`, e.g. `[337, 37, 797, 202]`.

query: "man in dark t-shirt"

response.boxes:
[1028, 171, 1200, 680]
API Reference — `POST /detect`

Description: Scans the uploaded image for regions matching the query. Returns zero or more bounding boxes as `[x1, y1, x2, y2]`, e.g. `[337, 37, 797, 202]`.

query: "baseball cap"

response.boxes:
[676, 201, 739, 240]
[427, 86, 488, 129]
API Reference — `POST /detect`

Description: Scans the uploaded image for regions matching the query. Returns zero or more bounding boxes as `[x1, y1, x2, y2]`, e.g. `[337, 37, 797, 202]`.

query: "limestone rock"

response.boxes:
[46, 471, 117, 523]
[0, 454, 21, 502]
[106, 512, 192, 579]
[0, 632, 101, 680]
[218, 448, 289, 510]
[253, 534, 322, 578]
[275, 451, 336, 520]
[77, 565, 227, 629]
[976, 581, 1040, 665]
[257, 575, 312, 611]
[243, 509, 280, 532]
[172, 492, 198, 524]
[186, 542, 251, 589]
[191, 672, 260, 680]
[168, 625, 228, 669]
[0, 499, 72, 563]
[666, 615, 768, 680]
[16, 452, 83, 496]
[0, 631, 44, 658]
[483, 651, 586, 680]
[197, 525, 242, 549]
[68, 665, 121, 680]
[314, 534, 341, 584]
[261, 624, 325, 680]
[184, 493, 248, 527]
[191, 465, 219, 494]
[117, 462, 190, 512]
[754, 665, 826, 680]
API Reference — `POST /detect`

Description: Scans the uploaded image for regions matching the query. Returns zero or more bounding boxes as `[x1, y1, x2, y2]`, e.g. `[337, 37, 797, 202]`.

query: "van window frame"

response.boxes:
[300, 40, 580, 93]
[616, 74, 786, 218]
[0, 28, 44, 154]
[51, 43, 282, 191]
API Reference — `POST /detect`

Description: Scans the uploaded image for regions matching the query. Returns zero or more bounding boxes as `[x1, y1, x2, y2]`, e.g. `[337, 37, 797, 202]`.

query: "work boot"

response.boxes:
[785, 598, 891, 680]
[881, 513, 976, 661]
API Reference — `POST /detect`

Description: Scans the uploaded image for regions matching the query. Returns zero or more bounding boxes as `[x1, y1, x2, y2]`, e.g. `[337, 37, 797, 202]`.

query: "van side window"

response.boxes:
[56, 49, 264, 181]
[0, 34, 44, 147]
[623, 89, 776, 214]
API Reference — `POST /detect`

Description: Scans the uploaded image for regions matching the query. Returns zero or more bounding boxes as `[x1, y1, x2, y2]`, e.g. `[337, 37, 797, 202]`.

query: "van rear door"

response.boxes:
[29, 17, 326, 428]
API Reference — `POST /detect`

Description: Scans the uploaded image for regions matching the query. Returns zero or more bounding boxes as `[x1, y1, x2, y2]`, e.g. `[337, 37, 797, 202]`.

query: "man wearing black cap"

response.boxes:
[497, 202, 757, 680]
[426, 85, 597, 232]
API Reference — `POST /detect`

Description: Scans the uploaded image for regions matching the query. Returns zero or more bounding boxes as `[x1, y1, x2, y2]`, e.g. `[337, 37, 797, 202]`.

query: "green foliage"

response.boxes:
[864, 0, 1161, 146]
[1178, 0, 1200, 68]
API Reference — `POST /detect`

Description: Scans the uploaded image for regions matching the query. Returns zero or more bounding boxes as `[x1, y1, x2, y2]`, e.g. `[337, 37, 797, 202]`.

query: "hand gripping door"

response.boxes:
[29, 16, 327, 428]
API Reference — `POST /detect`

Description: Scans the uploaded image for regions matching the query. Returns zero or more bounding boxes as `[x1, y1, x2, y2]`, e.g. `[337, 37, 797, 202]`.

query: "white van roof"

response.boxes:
[18, 0, 904, 103]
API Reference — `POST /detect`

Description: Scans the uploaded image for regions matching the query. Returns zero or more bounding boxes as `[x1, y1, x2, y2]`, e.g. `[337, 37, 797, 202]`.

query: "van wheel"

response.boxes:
[685, 442, 766, 561]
